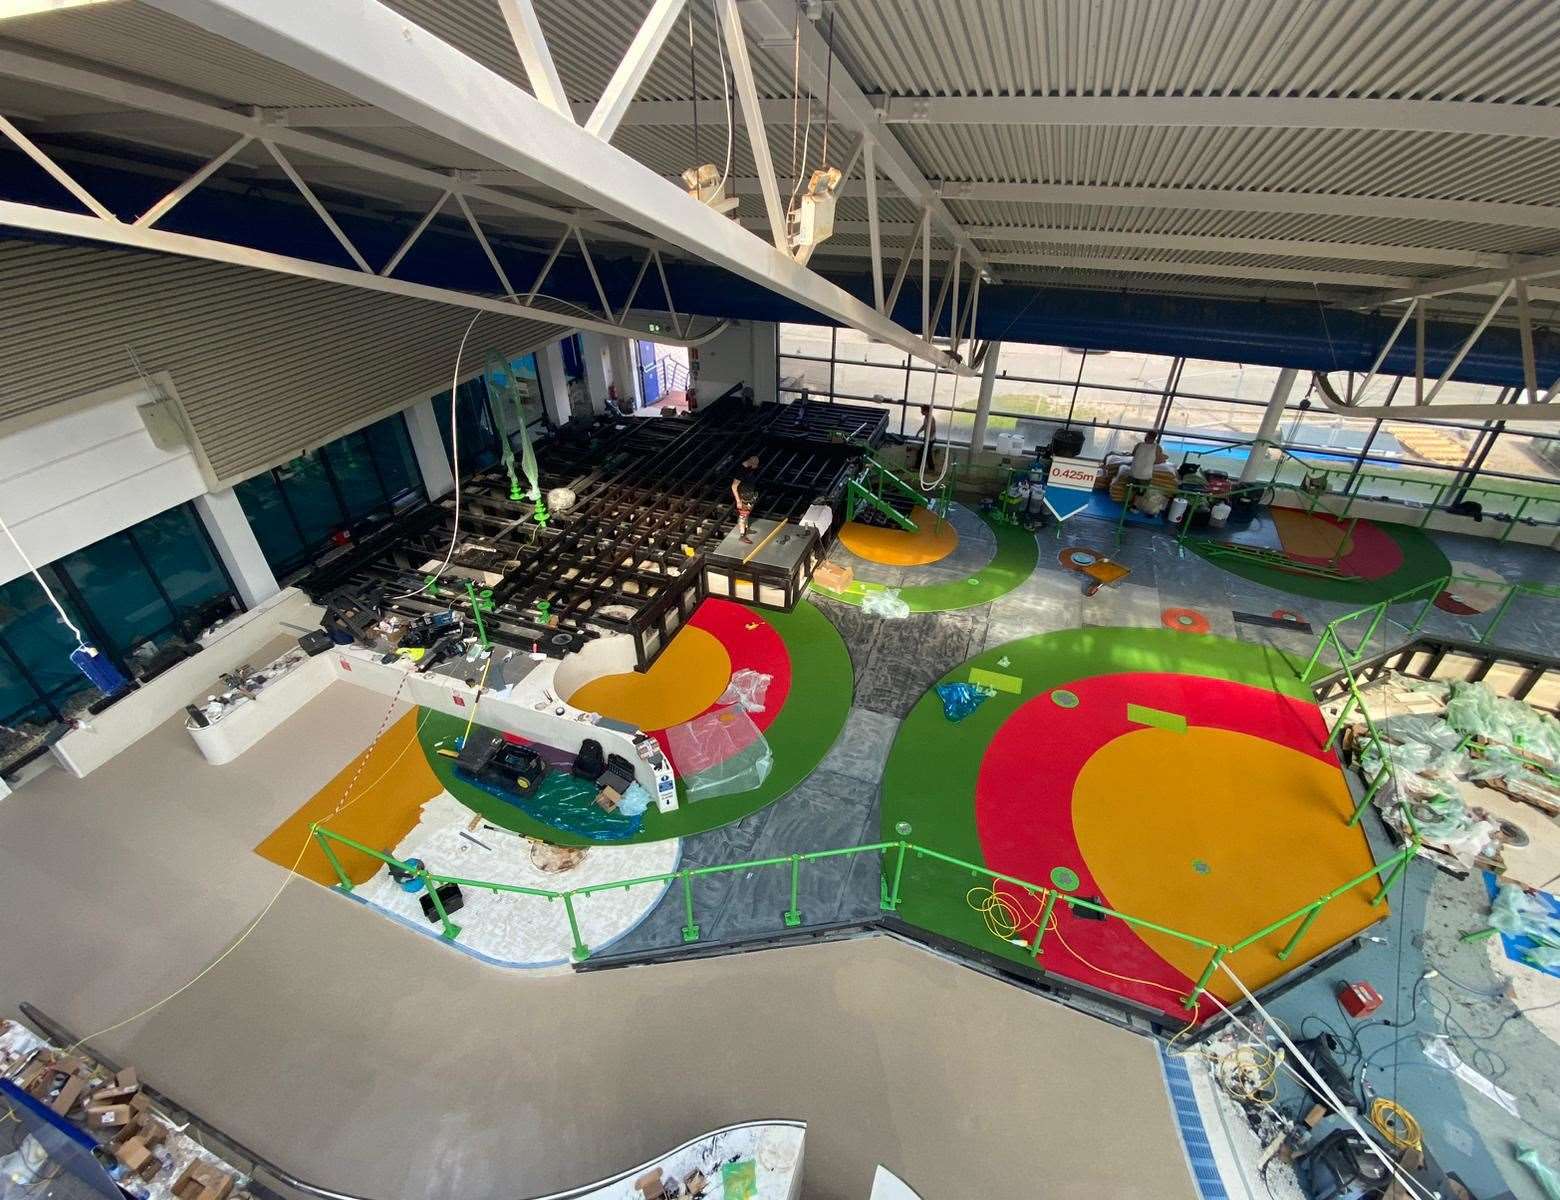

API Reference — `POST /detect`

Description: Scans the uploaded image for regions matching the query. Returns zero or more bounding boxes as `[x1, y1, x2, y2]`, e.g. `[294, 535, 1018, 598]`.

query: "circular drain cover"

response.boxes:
[1050, 866, 1080, 891]
[1050, 688, 1080, 708]
[1495, 818, 1530, 847]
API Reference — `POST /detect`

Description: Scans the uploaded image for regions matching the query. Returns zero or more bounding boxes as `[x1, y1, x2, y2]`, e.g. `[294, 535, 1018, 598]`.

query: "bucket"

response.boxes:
[1168, 496, 1189, 524]
[1210, 500, 1232, 528]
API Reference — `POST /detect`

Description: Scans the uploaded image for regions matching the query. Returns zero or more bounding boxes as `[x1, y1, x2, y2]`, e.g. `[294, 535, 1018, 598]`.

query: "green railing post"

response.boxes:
[1353, 604, 1388, 661]
[1371, 846, 1412, 906]
[1031, 888, 1059, 959]
[1350, 767, 1390, 826]
[783, 854, 803, 927]
[680, 869, 699, 943]
[422, 871, 461, 941]
[1183, 945, 1227, 1010]
[1277, 903, 1325, 961]
[1409, 579, 1445, 634]
[881, 841, 908, 912]
[312, 825, 354, 893]
[562, 890, 589, 960]
[1301, 628, 1334, 684]
[1498, 495, 1529, 545]
[1480, 584, 1520, 646]
[1323, 692, 1356, 751]
[1417, 481, 1447, 528]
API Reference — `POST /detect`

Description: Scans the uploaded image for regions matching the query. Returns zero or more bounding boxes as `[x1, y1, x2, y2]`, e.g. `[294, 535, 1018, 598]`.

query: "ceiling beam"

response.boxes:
[812, 222, 1508, 269]
[1358, 250, 1560, 304]
[136, 0, 968, 373]
[83, 93, 1559, 142]
[707, 176, 1560, 231]
[736, 0, 995, 282]
[870, 95, 1560, 140]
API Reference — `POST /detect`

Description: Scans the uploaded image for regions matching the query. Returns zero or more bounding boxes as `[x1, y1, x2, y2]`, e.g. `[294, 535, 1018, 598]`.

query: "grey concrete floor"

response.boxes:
[0, 682, 1197, 1200]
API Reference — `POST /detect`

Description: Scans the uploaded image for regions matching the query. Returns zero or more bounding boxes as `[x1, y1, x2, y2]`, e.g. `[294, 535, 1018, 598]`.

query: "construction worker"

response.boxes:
[731, 454, 760, 544]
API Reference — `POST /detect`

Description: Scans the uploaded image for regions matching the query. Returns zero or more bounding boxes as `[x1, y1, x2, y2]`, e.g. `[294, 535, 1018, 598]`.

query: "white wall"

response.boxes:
[692, 321, 778, 406]
[0, 378, 207, 586]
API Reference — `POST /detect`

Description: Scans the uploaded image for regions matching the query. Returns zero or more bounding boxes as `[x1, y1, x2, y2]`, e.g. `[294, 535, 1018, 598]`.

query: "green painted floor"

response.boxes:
[420, 599, 853, 846]
[814, 511, 1039, 612]
[880, 627, 1313, 978]
[1189, 516, 1451, 603]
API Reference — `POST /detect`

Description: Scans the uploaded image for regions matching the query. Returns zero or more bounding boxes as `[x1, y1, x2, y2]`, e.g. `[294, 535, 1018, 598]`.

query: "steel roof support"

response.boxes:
[739, 0, 994, 282]
[262, 139, 372, 272]
[496, 0, 573, 121]
[0, 112, 117, 221]
[1421, 282, 1514, 405]
[1515, 281, 1540, 404]
[0, 198, 724, 345]
[1364, 251, 1560, 305]
[455, 191, 519, 299]
[714, 0, 787, 253]
[586, 0, 687, 141]
[139, 0, 967, 372]
[862, 141, 884, 312]
[379, 187, 450, 277]
[134, 133, 251, 228]
[574, 228, 614, 320]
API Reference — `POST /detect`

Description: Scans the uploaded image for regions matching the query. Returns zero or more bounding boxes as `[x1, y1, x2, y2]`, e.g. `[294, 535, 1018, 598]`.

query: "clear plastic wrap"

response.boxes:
[718, 668, 773, 713]
[861, 587, 911, 619]
[665, 706, 773, 800]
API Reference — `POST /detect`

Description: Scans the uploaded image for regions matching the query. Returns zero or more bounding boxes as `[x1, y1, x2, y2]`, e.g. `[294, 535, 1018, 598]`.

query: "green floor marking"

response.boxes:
[814, 511, 1039, 612]
[1188, 516, 1450, 603]
[1126, 703, 1188, 733]
[422, 599, 852, 846]
[880, 627, 1313, 977]
[969, 667, 1023, 694]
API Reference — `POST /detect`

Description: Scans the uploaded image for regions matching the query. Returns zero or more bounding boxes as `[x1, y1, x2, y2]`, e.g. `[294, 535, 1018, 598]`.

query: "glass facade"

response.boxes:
[0, 503, 239, 729]
[235, 409, 427, 577]
[433, 354, 549, 476]
[778, 322, 1560, 525]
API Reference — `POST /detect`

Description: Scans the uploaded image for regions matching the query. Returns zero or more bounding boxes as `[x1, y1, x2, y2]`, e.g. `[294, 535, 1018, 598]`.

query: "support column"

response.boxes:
[538, 339, 573, 425]
[969, 341, 1002, 450]
[1240, 367, 1299, 483]
[194, 488, 280, 609]
[605, 337, 641, 410]
[402, 398, 455, 499]
[577, 331, 611, 415]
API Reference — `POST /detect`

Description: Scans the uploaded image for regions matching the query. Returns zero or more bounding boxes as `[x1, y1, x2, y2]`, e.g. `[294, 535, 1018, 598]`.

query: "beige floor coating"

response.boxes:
[0, 682, 1196, 1200]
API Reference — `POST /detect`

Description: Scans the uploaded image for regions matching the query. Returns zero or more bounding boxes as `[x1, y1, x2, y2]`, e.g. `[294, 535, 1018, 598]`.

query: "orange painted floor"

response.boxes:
[254, 711, 442, 886]
[1271, 506, 1356, 559]
[567, 625, 732, 731]
[837, 507, 959, 566]
[1073, 725, 1381, 1000]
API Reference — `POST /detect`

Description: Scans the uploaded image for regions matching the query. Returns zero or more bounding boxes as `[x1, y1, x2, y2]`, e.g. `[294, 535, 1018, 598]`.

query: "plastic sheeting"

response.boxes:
[718, 668, 772, 713]
[1488, 882, 1560, 969]
[665, 706, 773, 800]
[1443, 681, 1560, 765]
[936, 682, 994, 723]
[862, 587, 910, 619]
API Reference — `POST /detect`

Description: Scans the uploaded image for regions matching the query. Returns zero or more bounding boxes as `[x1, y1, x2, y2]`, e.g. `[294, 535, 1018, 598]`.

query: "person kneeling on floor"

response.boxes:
[732, 454, 760, 544]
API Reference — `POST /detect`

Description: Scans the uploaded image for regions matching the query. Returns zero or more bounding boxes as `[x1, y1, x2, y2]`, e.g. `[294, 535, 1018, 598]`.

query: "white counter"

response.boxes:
[186, 651, 334, 765]
[51, 588, 323, 778]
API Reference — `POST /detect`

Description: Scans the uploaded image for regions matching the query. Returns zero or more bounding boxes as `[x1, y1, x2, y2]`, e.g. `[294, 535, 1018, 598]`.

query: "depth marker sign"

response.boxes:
[1043, 456, 1101, 521]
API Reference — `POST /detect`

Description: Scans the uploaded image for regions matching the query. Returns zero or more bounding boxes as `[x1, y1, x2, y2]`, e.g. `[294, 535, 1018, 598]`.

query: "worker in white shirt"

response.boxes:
[1130, 435, 1160, 485]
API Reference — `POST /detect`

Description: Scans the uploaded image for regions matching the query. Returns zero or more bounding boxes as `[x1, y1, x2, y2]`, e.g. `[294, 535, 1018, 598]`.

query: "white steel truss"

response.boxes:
[0, 2, 970, 373]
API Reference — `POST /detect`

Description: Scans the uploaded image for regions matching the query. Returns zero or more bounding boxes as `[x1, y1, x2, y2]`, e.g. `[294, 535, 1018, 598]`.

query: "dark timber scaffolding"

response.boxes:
[303, 391, 889, 670]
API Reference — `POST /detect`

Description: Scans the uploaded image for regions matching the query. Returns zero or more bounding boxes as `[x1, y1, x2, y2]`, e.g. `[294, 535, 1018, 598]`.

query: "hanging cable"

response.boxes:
[708, 0, 734, 194]
[391, 310, 480, 600]
[917, 360, 959, 491]
[819, 4, 835, 166]
[687, 3, 700, 166]
[0, 511, 85, 648]
[788, 7, 800, 194]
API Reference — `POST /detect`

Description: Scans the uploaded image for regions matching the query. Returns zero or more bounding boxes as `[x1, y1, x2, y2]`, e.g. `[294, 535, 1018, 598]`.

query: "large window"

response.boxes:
[775, 321, 1560, 520]
[235, 409, 427, 577]
[0, 502, 239, 730]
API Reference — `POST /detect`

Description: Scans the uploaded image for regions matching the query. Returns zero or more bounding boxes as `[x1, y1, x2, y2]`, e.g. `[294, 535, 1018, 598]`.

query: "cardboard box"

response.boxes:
[813, 560, 853, 592]
[684, 1169, 708, 1196]
[49, 1074, 85, 1116]
[114, 1136, 156, 1174]
[129, 1090, 153, 1114]
[632, 1168, 663, 1200]
[595, 785, 621, 812]
[85, 1102, 134, 1128]
[91, 1082, 140, 1105]
[172, 1162, 235, 1200]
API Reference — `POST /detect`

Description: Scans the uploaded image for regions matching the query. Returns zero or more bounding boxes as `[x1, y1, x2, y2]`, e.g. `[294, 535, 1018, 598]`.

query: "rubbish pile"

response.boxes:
[1343, 675, 1559, 876]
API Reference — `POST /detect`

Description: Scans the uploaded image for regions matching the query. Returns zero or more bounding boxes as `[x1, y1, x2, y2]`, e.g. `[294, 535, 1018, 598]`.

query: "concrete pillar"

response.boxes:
[1240, 367, 1299, 483]
[606, 337, 642, 410]
[402, 397, 455, 499]
[969, 341, 1002, 450]
[194, 488, 280, 609]
[578, 332, 612, 415]
[538, 340, 573, 425]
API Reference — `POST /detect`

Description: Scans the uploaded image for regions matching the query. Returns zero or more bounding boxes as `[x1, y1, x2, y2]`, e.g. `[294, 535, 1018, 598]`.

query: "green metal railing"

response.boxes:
[310, 755, 1417, 1014]
[844, 451, 955, 529]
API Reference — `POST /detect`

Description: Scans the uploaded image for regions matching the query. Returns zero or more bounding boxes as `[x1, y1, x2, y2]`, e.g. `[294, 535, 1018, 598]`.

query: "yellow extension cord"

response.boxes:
[1370, 1097, 1423, 1152]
